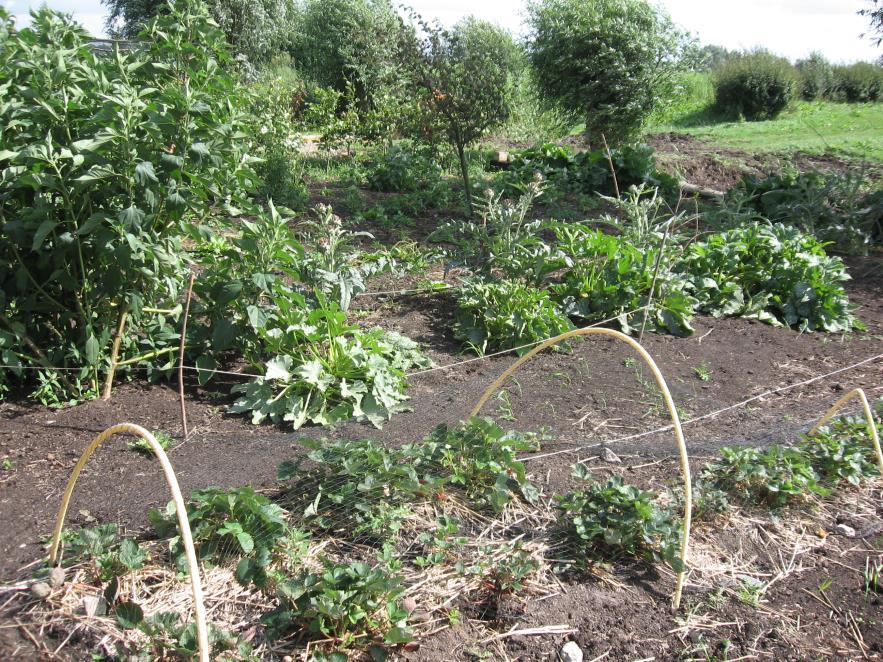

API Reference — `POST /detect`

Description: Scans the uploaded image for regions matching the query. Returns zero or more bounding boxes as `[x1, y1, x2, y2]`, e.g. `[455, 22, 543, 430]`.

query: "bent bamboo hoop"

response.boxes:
[48, 424, 209, 662]
[808, 387, 883, 476]
[469, 328, 693, 610]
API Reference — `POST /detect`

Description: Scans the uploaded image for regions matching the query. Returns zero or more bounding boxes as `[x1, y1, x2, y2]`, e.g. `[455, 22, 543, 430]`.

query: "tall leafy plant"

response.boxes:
[0, 3, 256, 402]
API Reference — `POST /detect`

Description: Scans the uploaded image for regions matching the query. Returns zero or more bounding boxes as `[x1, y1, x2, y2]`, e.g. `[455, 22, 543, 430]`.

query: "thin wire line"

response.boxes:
[518, 360, 883, 463]
[0, 307, 650, 381]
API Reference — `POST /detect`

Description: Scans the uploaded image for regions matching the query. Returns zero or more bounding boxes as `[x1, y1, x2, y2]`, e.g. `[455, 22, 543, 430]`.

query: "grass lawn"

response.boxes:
[650, 100, 883, 163]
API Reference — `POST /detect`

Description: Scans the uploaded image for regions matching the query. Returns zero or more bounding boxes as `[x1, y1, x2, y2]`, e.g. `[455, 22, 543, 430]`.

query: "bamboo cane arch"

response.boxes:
[808, 387, 883, 476]
[47, 424, 209, 662]
[469, 328, 693, 610]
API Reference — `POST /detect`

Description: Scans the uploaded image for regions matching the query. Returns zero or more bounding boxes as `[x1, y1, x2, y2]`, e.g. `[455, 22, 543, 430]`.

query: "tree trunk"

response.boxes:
[456, 141, 473, 216]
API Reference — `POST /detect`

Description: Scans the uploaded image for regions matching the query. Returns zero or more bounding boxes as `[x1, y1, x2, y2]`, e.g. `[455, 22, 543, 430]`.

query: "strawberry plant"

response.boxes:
[556, 469, 683, 571]
[265, 561, 411, 647]
[60, 523, 147, 582]
[278, 437, 436, 541]
[700, 445, 826, 507]
[420, 417, 542, 512]
[279, 417, 541, 542]
[150, 487, 292, 587]
[798, 414, 881, 486]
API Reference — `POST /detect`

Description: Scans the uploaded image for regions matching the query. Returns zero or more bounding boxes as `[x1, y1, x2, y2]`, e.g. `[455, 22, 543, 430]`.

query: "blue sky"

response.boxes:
[6, 0, 881, 64]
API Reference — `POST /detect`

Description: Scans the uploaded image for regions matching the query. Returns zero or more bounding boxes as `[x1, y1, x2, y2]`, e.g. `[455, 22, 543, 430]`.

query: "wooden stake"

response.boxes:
[601, 133, 620, 199]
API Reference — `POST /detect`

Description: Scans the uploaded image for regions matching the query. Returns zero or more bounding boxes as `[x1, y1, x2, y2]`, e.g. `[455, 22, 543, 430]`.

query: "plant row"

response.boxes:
[47, 404, 881, 658]
[437, 184, 861, 357]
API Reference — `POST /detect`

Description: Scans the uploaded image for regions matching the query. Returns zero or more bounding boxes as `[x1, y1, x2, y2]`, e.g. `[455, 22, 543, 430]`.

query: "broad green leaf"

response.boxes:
[84, 334, 100, 366]
[30, 219, 56, 250]
[115, 601, 144, 629]
[265, 357, 291, 381]
[195, 355, 217, 386]
[119, 539, 146, 570]
[134, 161, 158, 185]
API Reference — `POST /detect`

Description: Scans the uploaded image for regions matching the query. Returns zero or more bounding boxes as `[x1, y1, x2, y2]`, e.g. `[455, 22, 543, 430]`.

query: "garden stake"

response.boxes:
[101, 307, 129, 401]
[469, 328, 692, 610]
[48, 424, 209, 662]
[808, 387, 883, 476]
[601, 133, 620, 200]
[178, 271, 196, 439]
[638, 223, 672, 345]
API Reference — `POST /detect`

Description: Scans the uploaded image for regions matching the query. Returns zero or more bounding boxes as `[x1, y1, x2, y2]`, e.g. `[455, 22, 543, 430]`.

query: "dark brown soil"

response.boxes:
[646, 132, 883, 191]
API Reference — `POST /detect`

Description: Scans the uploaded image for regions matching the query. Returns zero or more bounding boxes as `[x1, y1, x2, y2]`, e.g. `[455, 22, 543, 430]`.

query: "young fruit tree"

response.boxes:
[526, 0, 695, 147]
[403, 14, 516, 214]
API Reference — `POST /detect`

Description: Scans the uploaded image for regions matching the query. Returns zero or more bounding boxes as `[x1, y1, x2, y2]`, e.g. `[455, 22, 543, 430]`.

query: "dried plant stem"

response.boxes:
[601, 133, 620, 199]
[47, 424, 209, 662]
[178, 271, 196, 439]
[101, 306, 129, 401]
[638, 223, 672, 345]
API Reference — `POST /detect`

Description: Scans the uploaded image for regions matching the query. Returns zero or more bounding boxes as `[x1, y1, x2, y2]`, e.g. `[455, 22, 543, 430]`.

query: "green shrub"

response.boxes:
[255, 147, 308, 210]
[0, 5, 257, 403]
[401, 15, 517, 212]
[730, 169, 881, 255]
[526, 0, 695, 146]
[454, 279, 574, 355]
[230, 291, 431, 428]
[680, 223, 861, 332]
[831, 62, 883, 102]
[550, 226, 695, 337]
[289, 0, 404, 107]
[104, 0, 298, 65]
[556, 469, 683, 570]
[366, 145, 441, 193]
[649, 70, 715, 126]
[796, 52, 835, 101]
[714, 52, 798, 120]
[497, 143, 678, 199]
